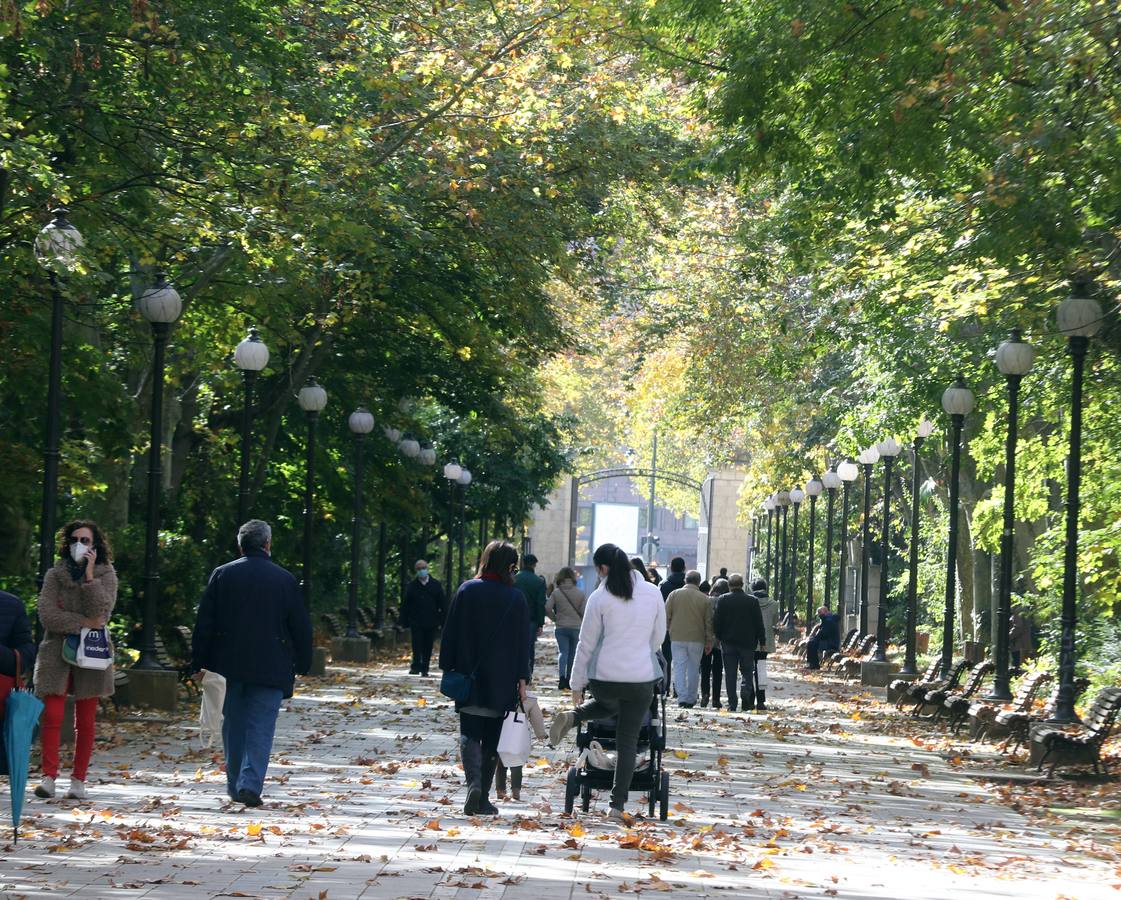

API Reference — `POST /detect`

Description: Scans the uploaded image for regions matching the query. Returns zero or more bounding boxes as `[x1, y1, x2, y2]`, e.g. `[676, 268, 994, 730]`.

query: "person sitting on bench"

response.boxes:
[806, 606, 841, 670]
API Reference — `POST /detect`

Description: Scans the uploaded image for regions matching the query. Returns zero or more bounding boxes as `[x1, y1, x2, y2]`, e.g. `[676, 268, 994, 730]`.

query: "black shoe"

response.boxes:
[464, 786, 482, 816]
[756, 690, 767, 711]
[712, 701, 723, 710]
[727, 704, 737, 713]
[237, 789, 263, 808]
[408, 669, 420, 675]
[680, 702, 694, 709]
[478, 798, 499, 816]
[700, 694, 709, 707]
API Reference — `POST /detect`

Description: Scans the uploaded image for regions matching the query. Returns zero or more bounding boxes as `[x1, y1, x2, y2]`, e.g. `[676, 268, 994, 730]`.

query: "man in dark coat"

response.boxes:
[513, 554, 546, 674]
[806, 606, 842, 669]
[0, 589, 35, 775]
[713, 574, 765, 712]
[192, 520, 312, 807]
[401, 559, 445, 676]
[659, 557, 687, 688]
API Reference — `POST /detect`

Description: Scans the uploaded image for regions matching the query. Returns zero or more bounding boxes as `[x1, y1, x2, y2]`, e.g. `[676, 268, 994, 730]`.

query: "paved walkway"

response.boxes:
[2, 638, 1117, 899]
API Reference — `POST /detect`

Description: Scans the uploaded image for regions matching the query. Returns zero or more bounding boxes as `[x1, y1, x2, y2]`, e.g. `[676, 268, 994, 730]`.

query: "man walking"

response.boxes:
[713, 574, 765, 711]
[659, 557, 687, 687]
[192, 520, 312, 807]
[401, 559, 446, 676]
[664, 570, 713, 708]
[513, 554, 547, 674]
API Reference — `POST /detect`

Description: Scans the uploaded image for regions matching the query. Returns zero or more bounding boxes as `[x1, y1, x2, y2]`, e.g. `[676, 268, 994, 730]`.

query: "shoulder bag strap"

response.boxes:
[556, 585, 578, 616]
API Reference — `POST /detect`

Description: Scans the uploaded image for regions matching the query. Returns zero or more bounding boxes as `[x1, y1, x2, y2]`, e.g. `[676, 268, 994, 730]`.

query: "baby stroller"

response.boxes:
[563, 675, 670, 820]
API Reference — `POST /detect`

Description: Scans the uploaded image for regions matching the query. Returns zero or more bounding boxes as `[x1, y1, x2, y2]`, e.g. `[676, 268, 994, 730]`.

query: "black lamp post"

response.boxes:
[857, 445, 880, 636]
[233, 327, 269, 525]
[457, 467, 473, 585]
[821, 467, 841, 613]
[873, 438, 901, 661]
[33, 208, 83, 605]
[443, 460, 462, 589]
[777, 490, 790, 620]
[764, 497, 775, 589]
[297, 377, 328, 607]
[836, 460, 859, 625]
[902, 420, 935, 675]
[788, 487, 804, 626]
[347, 407, 375, 638]
[940, 376, 975, 676]
[1052, 285, 1104, 723]
[987, 331, 1036, 701]
[135, 273, 183, 670]
[804, 477, 823, 626]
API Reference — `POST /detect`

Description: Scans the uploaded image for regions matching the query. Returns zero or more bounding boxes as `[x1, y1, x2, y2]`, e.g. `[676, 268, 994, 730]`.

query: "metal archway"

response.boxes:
[566, 467, 714, 571]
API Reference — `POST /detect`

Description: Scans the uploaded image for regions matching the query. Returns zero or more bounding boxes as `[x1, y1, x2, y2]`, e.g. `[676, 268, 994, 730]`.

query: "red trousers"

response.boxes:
[40, 694, 98, 781]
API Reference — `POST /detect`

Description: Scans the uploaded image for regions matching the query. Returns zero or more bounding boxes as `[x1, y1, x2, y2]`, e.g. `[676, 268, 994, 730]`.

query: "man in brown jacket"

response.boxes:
[665, 571, 714, 708]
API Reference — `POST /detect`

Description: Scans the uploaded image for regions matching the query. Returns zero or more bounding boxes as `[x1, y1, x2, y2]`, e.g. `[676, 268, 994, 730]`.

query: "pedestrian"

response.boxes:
[806, 606, 841, 670]
[513, 554, 546, 675]
[1009, 605, 1035, 673]
[495, 688, 547, 801]
[1, 588, 36, 775]
[545, 566, 586, 690]
[646, 564, 662, 586]
[439, 540, 530, 816]
[401, 559, 446, 676]
[549, 543, 666, 822]
[659, 557, 686, 690]
[33, 520, 117, 801]
[713, 574, 766, 712]
[699, 578, 727, 709]
[664, 570, 714, 708]
[752, 577, 778, 710]
[191, 519, 313, 807]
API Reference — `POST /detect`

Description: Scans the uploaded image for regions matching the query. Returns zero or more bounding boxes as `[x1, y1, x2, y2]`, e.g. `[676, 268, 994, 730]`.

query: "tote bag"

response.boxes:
[497, 703, 531, 767]
[63, 627, 113, 670]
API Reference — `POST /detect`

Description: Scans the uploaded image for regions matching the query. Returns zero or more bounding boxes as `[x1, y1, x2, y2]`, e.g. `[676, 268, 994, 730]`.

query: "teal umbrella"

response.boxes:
[2, 665, 44, 844]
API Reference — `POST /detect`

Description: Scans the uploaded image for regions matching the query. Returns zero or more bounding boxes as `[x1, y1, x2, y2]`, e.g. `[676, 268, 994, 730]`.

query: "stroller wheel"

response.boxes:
[564, 767, 578, 815]
[658, 772, 670, 822]
[647, 785, 656, 818]
[581, 783, 592, 812]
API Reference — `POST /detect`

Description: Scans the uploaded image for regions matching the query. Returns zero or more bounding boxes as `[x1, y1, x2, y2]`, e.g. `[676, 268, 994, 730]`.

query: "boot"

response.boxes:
[755, 690, 767, 711]
[460, 736, 483, 815]
[495, 763, 508, 799]
[478, 750, 500, 816]
[700, 690, 709, 708]
[510, 766, 522, 801]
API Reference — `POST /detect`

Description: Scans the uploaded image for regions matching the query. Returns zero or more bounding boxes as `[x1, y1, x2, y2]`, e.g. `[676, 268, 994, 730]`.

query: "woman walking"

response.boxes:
[549, 543, 666, 821]
[34, 520, 117, 800]
[545, 567, 586, 690]
[439, 540, 530, 816]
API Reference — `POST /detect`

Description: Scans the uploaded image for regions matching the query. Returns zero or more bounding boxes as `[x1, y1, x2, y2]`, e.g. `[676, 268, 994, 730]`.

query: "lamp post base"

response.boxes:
[331, 635, 371, 663]
[859, 660, 900, 688]
[127, 668, 178, 711]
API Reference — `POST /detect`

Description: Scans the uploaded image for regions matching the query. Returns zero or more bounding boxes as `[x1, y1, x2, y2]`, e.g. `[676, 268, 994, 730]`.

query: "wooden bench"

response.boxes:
[1031, 686, 1121, 777]
[821, 628, 860, 669]
[841, 641, 880, 683]
[889, 658, 941, 706]
[940, 660, 996, 727]
[904, 659, 969, 714]
[965, 671, 1051, 740]
[794, 623, 821, 660]
[825, 634, 874, 673]
[994, 678, 1088, 752]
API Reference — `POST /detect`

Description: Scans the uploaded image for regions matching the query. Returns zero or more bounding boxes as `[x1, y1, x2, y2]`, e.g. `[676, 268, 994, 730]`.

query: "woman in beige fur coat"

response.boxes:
[33, 520, 117, 801]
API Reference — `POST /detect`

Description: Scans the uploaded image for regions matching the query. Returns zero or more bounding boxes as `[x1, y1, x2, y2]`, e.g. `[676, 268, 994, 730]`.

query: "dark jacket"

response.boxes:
[514, 568, 547, 629]
[0, 590, 35, 679]
[401, 576, 445, 629]
[713, 589, 766, 650]
[191, 550, 313, 698]
[659, 571, 686, 602]
[816, 612, 842, 650]
[439, 577, 530, 713]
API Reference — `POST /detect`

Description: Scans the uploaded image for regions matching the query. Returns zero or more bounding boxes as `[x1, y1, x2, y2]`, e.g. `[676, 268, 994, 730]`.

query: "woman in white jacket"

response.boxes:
[549, 543, 666, 820]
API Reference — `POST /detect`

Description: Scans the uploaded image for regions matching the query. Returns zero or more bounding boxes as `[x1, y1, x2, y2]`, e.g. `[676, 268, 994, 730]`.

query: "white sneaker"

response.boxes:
[34, 776, 55, 799]
[66, 778, 88, 800]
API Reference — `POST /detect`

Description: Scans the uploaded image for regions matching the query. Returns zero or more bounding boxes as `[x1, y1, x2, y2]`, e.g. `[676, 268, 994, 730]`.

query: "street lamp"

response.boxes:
[763, 496, 775, 591]
[986, 331, 1036, 700]
[804, 477, 823, 626]
[821, 466, 841, 616]
[135, 273, 183, 670]
[347, 407, 375, 638]
[873, 438, 901, 661]
[383, 425, 401, 444]
[233, 327, 269, 524]
[419, 442, 437, 466]
[836, 458, 859, 625]
[398, 433, 421, 459]
[297, 377, 328, 607]
[443, 460, 462, 589]
[1052, 284, 1104, 723]
[33, 208, 84, 604]
[776, 490, 791, 622]
[902, 419, 935, 675]
[856, 445, 880, 635]
[941, 375, 975, 676]
[789, 487, 805, 626]
[457, 467, 472, 584]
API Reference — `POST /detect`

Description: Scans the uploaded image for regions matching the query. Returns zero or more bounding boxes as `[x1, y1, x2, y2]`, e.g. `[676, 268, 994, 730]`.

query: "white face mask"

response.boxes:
[70, 541, 89, 563]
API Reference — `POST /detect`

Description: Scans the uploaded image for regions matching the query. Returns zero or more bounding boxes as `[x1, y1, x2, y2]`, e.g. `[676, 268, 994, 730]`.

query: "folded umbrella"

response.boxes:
[2, 651, 44, 844]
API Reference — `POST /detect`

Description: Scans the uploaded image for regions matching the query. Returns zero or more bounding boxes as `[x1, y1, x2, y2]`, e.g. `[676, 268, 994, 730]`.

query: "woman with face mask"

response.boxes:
[32, 520, 117, 800]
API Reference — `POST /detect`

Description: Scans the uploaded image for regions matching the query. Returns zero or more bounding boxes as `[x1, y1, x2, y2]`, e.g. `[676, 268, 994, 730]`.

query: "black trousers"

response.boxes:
[700, 646, 722, 704]
[806, 638, 838, 669]
[720, 644, 755, 710]
[410, 626, 437, 674]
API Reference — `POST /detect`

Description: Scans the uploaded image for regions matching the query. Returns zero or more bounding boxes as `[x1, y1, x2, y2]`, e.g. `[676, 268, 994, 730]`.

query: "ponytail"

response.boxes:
[593, 543, 634, 600]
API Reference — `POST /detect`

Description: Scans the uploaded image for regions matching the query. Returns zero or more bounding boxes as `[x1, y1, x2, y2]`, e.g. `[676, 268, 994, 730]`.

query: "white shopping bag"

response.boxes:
[199, 670, 226, 748]
[497, 705, 531, 767]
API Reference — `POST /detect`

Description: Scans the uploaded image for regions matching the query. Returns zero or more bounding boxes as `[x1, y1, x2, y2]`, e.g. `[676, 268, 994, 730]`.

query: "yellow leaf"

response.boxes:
[716, 755, 729, 766]
[673, 749, 689, 759]
[417, 697, 427, 707]
[752, 857, 775, 870]
[568, 822, 587, 838]
[246, 823, 262, 837]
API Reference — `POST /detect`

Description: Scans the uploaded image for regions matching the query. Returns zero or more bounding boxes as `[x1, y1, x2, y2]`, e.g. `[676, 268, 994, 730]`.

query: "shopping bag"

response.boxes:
[497, 704, 531, 767]
[198, 670, 226, 749]
[63, 627, 112, 670]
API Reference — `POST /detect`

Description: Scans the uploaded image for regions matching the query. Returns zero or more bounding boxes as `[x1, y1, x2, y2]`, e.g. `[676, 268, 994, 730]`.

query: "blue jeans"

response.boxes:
[222, 680, 283, 799]
[670, 641, 704, 704]
[555, 627, 580, 681]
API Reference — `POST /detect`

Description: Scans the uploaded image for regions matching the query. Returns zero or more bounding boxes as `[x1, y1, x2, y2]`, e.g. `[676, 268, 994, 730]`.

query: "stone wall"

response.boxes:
[700, 468, 750, 580]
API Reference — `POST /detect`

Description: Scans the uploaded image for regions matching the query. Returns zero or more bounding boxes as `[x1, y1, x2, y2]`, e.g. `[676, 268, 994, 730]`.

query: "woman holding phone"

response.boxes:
[33, 520, 117, 800]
